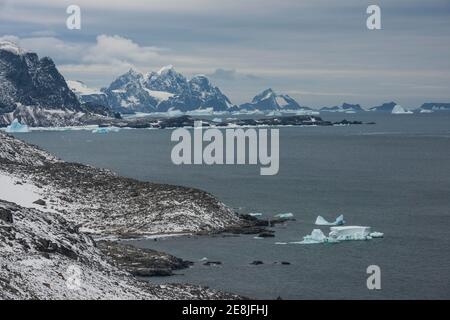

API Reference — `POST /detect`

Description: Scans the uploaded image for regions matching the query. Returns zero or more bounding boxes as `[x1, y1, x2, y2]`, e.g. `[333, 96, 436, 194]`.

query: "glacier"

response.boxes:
[315, 214, 345, 226]
[5, 119, 30, 133]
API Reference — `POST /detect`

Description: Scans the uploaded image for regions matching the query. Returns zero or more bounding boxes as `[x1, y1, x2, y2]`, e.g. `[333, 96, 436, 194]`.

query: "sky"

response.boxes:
[1, 0, 450, 108]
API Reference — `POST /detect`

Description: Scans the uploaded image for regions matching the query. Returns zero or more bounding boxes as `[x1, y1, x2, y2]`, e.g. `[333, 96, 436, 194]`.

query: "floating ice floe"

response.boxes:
[92, 127, 120, 134]
[369, 231, 384, 238]
[274, 212, 294, 219]
[294, 226, 383, 245]
[328, 226, 371, 241]
[315, 214, 345, 226]
[5, 119, 29, 133]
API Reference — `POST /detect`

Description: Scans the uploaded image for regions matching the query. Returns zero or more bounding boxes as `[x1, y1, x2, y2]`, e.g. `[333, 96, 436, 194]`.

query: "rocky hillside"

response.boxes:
[0, 131, 248, 299]
[0, 41, 113, 127]
[0, 200, 242, 299]
[0, 131, 242, 237]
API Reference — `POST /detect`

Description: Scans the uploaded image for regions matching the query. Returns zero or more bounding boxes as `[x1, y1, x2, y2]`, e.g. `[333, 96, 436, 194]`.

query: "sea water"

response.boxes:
[15, 113, 450, 299]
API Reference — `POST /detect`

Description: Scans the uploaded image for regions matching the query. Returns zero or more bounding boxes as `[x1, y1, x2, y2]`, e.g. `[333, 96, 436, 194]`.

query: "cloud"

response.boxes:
[81, 35, 164, 65]
[208, 68, 237, 80]
[208, 68, 261, 81]
[2, 0, 450, 107]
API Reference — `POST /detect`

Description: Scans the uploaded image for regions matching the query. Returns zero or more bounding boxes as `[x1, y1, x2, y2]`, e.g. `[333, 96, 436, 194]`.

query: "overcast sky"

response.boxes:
[1, 0, 450, 108]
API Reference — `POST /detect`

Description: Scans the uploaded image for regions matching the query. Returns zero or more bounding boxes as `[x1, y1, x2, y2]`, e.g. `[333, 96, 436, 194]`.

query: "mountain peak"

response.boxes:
[157, 65, 175, 75]
[241, 88, 303, 111]
[0, 39, 26, 55]
[252, 88, 276, 103]
[125, 68, 141, 77]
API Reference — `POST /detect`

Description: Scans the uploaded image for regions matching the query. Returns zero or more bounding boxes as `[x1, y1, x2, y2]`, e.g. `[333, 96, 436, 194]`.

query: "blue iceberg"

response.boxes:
[294, 226, 382, 245]
[5, 119, 29, 133]
[92, 127, 120, 134]
[315, 214, 345, 226]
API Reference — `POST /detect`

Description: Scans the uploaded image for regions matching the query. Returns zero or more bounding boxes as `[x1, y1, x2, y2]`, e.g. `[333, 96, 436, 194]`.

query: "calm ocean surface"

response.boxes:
[14, 113, 450, 299]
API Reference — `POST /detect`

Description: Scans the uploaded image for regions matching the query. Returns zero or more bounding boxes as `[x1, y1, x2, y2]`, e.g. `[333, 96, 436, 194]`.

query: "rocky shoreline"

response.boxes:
[0, 131, 269, 299]
[85, 114, 373, 130]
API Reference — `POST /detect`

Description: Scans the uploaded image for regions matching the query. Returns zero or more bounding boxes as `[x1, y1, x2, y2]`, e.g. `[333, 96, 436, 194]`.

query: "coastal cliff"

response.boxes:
[0, 131, 248, 299]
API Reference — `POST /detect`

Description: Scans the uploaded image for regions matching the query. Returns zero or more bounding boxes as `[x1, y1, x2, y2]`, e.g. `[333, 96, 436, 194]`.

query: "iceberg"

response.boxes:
[315, 214, 345, 226]
[295, 226, 382, 245]
[274, 212, 294, 219]
[298, 229, 338, 244]
[92, 127, 119, 134]
[392, 104, 413, 114]
[328, 226, 371, 241]
[5, 119, 29, 133]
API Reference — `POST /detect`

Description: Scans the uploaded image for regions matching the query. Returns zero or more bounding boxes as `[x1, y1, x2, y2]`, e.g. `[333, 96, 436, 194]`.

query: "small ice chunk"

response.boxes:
[299, 229, 328, 244]
[315, 214, 345, 226]
[275, 212, 294, 219]
[6, 119, 29, 133]
[212, 118, 223, 123]
[92, 127, 119, 134]
[369, 232, 384, 238]
[329, 226, 371, 241]
[249, 212, 263, 217]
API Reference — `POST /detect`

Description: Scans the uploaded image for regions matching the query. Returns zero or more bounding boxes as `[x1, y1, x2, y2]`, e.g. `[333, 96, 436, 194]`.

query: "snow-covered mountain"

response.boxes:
[416, 103, 450, 113]
[100, 69, 160, 113]
[0, 40, 80, 114]
[321, 103, 365, 113]
[369, 102, 398, 112]
[73, 66, 236, 113]
[143, 65, 189, 94]
[157, 74, 235, 112]
[0, 40, 112, 126]
[67, 80, 109, 106]
[239, 88, 308, 111]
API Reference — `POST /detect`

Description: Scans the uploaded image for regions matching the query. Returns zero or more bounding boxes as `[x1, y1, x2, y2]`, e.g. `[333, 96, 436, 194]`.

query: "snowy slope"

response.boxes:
[0, 200, 242, 300]
[0, 131, 246, 299]
[0, 131, 242, 237]
[239, 88, 307, 111]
